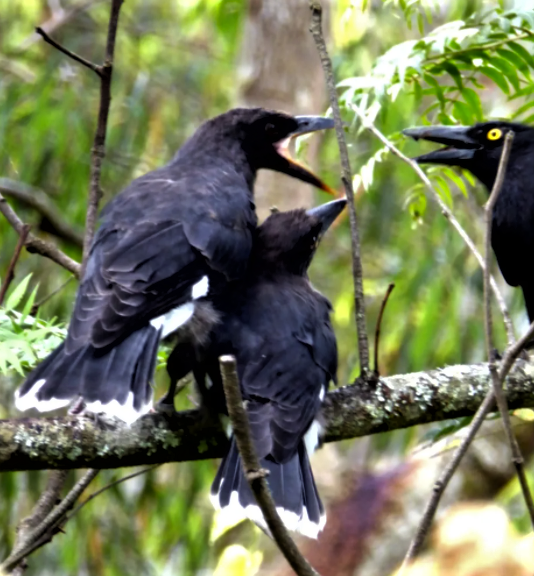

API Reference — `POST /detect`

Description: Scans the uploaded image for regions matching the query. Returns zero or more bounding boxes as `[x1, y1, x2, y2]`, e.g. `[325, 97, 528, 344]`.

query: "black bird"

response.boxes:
[15, 108, 336, 424]
[403, 121, 534, 320]
[168, 198, 345, 537]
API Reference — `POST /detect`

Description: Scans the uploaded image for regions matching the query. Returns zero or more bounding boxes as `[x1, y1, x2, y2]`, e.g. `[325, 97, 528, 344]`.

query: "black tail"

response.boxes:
[15, 325, 161, 424]
[210, 438, 325, 538]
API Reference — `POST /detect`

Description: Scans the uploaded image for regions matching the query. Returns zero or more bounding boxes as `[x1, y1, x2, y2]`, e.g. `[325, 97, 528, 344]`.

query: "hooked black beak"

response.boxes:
[307, 198, 347, 233]
[275, 115, 337, 195]
[403, 125, 480, 163]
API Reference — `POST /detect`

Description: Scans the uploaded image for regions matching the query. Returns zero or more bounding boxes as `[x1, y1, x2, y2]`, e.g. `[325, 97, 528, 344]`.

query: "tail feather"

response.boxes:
[16, 326, 160, 424]
[211, 438, 325, 538]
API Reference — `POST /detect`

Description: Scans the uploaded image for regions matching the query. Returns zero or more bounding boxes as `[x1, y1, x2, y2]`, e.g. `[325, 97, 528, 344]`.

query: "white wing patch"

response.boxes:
[85, 391, 152, 425]
[150, 302, 195, 338]
[192, 275, 209, 299]
[15, 379, 72, 412]
[303, 419, 322, 456]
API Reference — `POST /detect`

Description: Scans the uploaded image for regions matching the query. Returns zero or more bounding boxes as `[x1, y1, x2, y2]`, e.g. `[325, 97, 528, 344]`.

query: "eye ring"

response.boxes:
[487, 128, 503, 141]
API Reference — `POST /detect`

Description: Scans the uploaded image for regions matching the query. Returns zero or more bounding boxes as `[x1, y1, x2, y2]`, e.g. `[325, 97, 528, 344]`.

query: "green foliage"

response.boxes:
[2, 0, 534, 573]
[0, 275, 65, 376]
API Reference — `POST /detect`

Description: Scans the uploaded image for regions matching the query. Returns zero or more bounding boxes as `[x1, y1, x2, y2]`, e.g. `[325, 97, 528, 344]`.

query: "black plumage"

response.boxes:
[404, 121, 534, 321]
[16, 108, 335, 423]
[168, 198, 346, 537]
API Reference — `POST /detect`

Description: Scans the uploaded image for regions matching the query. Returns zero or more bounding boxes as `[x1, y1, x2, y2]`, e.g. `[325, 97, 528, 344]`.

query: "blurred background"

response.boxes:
[2, 0, 534, 574]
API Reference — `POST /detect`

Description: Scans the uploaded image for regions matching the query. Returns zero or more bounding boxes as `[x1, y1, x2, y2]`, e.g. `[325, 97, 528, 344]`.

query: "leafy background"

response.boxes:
[2, 0, 534, 574]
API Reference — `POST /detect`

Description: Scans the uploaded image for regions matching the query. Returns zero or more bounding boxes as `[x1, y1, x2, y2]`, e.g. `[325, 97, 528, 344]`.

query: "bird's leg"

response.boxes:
[155, 342, 194, 414]
[68, 396, 85, 415]
[156, 377, 180, 415]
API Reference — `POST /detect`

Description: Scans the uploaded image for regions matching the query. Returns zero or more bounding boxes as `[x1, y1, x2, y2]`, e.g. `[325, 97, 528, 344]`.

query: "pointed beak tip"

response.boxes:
[293, 115, 335, 136]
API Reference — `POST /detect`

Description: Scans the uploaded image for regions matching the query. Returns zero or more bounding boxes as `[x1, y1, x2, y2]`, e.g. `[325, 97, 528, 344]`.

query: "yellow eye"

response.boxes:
[487, 128, 503, 141]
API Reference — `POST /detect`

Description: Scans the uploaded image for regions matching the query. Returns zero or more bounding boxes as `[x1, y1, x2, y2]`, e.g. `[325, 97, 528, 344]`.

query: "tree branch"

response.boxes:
[401, 321, 534, 569]
[3, 359, 534, 472]
[1, 470, 99, 573]
[0, 193, 81, 278]
[219, 356, 320, 576]
[5, 470, 69, 574]
[308, 0, 370, 377]
[0, 224, 31, 306]
[35, 27, 103, 77]
[82, 0, 123, 274]
[0, 178, 84, 247]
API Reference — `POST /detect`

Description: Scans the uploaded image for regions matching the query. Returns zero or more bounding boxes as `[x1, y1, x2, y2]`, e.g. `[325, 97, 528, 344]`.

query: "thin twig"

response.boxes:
[308, 1, 370, 377]
[0, 194, 80, 278]
[66, 465, 160, 522]
[82, 0, 123, 274]
[218, 355, 321, 576]
[424, 33, 531, 63]
[483, 132, 534, 530]
[0, 178, 84, 247]
[6, 470, 69, 574]
[373, 283, 395, 375]
[352, 107, 516, 346]
[30, 277, 76, 316]
[21, 0, 100, 50]
[0, 224, 31, 306]
[401, 323, 534, 569]
[35, 27, 103, 77]
[1, 470, 100, 573]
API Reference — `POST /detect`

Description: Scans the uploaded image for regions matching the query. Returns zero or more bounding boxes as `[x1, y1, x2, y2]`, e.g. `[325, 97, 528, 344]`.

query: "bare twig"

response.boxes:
[0, 178, 84, 247]
[6, 470, 69, 574]
[0, 194, 80, 278]
[30, 277, 76, 315]
[1, 470, 99, 573]
[373, 283, 395, 375]
[21, 0, 100, 50]
[67, 465, 160, 522]
[401, 326, 534, 568]
[308, 1, 370, 377]
[35, 27, 103, 77]
[82, 0, 123, 274]
[219, 355, 321, 576]
[0, 224, 31, 306]
[352, 107, 516, 346]
[483, 132, 534, 530]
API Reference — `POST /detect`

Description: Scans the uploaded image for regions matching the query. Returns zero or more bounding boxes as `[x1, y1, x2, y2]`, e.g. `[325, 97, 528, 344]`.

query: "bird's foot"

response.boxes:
[154, 395, 177, 415]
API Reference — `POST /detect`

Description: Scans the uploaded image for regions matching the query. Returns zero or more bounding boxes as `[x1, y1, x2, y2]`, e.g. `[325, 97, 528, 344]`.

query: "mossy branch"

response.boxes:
[2, 358, 534, 472]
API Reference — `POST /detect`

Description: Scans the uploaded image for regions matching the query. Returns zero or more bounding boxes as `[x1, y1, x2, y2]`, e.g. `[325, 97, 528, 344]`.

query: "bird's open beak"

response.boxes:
[274, 116, 337, 195]
[307, 198, 347, 233]
[403, 125, 481, 163]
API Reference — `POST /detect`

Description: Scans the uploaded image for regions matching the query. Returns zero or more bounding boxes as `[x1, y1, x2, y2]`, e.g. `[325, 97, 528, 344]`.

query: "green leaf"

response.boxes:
[452, 99, 473, 125]
[460, 87, 484, 121]
[443, 167, 469, 197]
[508, 41, 534, 68]
[479, 65, 510, 94]
[462, 169, 477, 187]
[487, 56, 521, 90]
[496, 47, 531, 76]
[442, 61, 463, 90]
[21, 284, 38, 324]
[5, 274, 32, 311]
[511, 99, 534, 120]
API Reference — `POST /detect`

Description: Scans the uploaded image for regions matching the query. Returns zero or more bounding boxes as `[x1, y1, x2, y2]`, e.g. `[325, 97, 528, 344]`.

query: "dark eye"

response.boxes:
[487, 128, 503, 141]
[265, 123, 279, 139]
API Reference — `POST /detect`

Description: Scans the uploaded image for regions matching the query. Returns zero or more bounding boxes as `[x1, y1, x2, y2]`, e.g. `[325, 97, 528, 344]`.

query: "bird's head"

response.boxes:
[403, 121, 534, 190]
[194, 108, 337, 194]
[255, 198, 347, 275]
